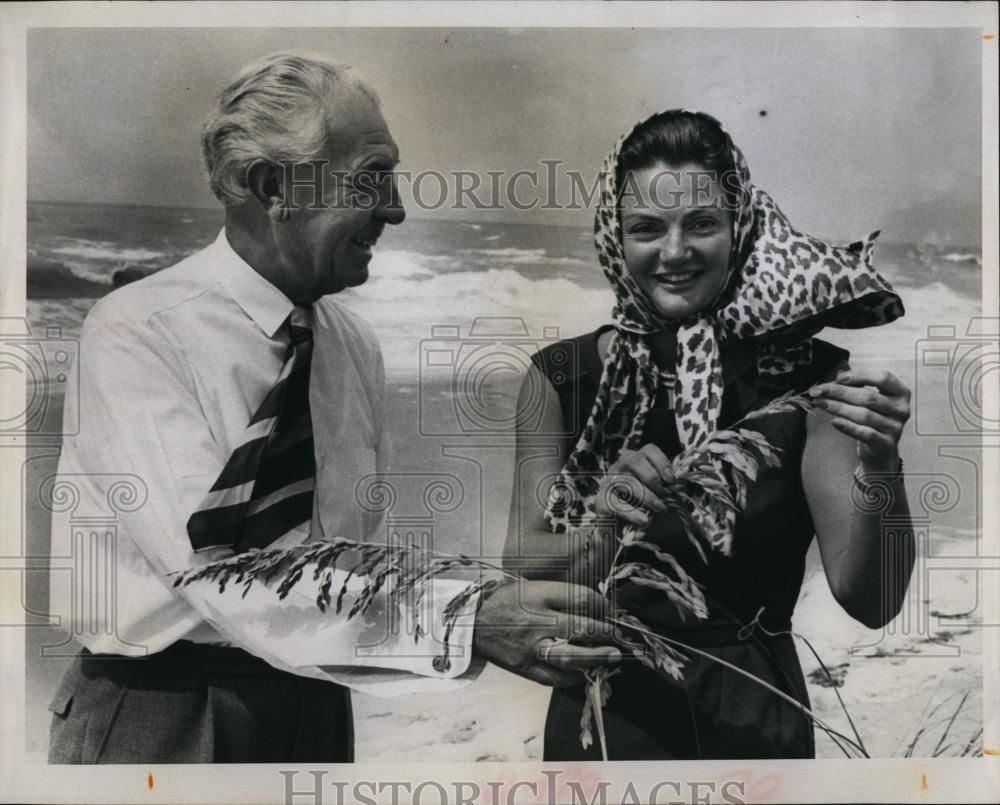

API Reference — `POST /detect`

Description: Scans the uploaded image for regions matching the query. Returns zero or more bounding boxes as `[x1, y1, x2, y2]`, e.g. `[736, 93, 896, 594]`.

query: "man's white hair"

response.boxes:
[201, 52, 380, 206]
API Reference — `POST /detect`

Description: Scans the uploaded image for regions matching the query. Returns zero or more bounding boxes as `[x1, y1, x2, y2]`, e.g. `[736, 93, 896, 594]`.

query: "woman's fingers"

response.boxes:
[812, 398, 904, 437]
[637, 443, 675, 483]
[836, 368, 911, 399]
[599, 453, 668, 517]
[812, 368, 910, 467]
[597, 475, 666, 520]
[811, 381, 909, 419]
[619, 450, 669, 497]
[593, 444, 679, 524]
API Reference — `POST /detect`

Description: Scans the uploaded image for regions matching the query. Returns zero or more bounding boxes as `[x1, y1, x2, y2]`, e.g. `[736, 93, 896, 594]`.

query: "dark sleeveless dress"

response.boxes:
[532, 325, 849, 760]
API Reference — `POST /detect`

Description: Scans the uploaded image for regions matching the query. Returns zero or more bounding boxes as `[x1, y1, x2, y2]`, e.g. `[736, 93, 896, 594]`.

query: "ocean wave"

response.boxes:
[349, 255, 613, 378]
[50, 240, 166, 263]
[367, 250, 438, 278]
[27, 262, 111, 299]
[940, 252, 982, 266]
[58, 262, 115, 285]
[464, 247, 588, 268]
[470, 247, 544, 258]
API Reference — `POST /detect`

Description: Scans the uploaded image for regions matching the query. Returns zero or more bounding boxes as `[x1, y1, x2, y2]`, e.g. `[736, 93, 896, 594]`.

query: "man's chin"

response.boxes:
[345, 266, 370, 288]
[324, 266, 369, 296]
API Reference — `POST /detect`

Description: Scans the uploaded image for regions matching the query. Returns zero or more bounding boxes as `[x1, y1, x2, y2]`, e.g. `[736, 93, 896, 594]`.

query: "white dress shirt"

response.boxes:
[50, 229, 479, 695]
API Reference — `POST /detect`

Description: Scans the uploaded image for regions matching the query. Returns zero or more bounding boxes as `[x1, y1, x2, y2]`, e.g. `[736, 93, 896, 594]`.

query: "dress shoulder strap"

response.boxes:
[530, 325, 613, 450]
[531, 325, 613, 389]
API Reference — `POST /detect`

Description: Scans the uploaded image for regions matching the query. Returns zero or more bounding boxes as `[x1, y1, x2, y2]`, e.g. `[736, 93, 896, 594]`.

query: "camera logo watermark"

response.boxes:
[0, 317, 79, 437]
[418, 318, 578, 437]
[913, 317, 999, 435]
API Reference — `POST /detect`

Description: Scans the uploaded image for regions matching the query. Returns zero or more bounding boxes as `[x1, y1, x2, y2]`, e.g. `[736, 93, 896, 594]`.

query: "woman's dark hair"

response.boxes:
[616, 110, 740, 210]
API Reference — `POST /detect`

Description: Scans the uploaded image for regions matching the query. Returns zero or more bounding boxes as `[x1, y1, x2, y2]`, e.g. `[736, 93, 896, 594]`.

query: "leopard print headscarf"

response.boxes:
[545, 111, 904, 533]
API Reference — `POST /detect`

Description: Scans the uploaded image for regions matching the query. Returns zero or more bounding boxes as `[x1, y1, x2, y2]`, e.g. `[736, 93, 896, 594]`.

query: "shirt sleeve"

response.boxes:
[61, 309, 481, 692]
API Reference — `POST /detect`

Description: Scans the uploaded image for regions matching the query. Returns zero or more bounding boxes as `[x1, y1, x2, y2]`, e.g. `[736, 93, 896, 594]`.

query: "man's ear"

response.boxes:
[245, 160, 287, 222]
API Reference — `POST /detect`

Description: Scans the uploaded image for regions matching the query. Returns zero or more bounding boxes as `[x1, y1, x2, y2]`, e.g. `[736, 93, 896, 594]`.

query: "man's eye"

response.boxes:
[350, 170, 394, 189]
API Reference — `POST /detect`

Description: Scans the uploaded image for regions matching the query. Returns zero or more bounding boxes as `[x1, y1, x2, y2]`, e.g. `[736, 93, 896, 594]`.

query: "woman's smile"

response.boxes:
[651, 268, 702, 288]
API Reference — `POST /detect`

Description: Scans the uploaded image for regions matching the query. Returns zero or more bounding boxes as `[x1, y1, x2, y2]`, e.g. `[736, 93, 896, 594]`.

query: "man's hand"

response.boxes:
[472, 580, 622, 686]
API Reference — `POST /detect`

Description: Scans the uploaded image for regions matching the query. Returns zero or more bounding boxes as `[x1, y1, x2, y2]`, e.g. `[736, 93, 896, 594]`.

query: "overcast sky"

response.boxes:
[27, 27, 982, 244]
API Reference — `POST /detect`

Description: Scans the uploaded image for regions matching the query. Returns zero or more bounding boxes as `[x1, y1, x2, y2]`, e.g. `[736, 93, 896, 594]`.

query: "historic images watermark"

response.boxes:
[278, 768, 751, 805]
[275, 162, 749, 214]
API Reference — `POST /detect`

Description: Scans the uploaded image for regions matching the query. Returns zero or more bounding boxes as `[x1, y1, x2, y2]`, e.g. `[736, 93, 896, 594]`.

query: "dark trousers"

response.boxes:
[47, 641, 353, 764]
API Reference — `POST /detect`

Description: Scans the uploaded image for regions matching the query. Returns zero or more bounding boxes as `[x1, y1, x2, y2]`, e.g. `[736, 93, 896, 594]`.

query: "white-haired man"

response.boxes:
[47, 53, 619, 763]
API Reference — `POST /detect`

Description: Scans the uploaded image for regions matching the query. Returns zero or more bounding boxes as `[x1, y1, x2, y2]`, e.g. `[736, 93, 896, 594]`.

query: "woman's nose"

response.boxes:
[659, 227, 689, 263]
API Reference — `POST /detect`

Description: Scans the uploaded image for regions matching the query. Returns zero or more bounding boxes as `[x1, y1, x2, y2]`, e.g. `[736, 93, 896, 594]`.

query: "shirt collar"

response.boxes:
[212, 228, 295, 339]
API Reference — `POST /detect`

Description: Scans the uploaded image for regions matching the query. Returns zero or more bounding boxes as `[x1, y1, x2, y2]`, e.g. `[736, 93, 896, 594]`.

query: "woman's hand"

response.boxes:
[809, 369, 911, 472]
[594, 444, 675, 526]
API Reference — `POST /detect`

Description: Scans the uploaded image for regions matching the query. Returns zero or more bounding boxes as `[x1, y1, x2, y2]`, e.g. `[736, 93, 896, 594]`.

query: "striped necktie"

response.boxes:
[187, 306, 316, 553]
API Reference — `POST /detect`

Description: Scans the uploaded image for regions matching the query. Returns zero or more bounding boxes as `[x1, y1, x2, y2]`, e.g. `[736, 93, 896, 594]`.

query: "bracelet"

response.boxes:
[853, 458, 905, 492]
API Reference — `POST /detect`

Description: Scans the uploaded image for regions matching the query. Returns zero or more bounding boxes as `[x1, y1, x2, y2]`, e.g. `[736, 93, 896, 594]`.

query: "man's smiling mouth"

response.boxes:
[349, 235, 377, 254]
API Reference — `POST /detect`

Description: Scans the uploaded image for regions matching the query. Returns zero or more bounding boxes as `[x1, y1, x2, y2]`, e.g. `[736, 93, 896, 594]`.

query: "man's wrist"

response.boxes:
[471, 578, 514, 645]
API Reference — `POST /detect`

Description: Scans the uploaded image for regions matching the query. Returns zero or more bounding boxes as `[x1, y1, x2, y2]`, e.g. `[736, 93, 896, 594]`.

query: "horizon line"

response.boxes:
[25, 197, 591, 230]
[25, 198, 983, 248]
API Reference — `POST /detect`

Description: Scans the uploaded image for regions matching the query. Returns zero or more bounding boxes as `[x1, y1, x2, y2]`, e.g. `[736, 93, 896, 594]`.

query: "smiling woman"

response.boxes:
[505, 110, 917, 760]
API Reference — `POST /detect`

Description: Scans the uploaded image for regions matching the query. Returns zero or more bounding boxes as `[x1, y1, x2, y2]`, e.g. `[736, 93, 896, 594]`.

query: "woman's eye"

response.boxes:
[690, 218, 721, 233]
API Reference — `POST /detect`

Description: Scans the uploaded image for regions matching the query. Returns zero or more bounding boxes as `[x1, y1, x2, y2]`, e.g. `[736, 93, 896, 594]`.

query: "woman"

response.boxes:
[504, 111, 914, 760]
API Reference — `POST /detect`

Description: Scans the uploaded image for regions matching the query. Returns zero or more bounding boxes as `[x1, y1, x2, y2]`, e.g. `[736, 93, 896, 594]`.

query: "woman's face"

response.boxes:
[619, 161, 733, 319]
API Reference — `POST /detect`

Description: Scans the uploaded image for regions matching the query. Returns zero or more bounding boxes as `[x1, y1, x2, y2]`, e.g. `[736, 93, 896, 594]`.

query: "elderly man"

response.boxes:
[46, 53, 619, 764]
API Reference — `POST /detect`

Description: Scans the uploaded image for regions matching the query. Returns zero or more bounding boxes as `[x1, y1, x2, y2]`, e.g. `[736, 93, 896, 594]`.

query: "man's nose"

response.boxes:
[377, 181, 406, 226]
[659, 226, 689, 264]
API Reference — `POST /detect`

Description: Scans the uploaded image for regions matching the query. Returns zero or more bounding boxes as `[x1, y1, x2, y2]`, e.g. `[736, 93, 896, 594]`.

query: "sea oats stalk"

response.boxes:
[579, 390, 816, 759]
[173, 540, 518, 673]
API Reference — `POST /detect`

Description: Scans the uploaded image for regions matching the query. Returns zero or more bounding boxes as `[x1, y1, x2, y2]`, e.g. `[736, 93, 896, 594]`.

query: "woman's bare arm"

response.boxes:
[803, 368, 916, 628]
[503, 364, 578, 581]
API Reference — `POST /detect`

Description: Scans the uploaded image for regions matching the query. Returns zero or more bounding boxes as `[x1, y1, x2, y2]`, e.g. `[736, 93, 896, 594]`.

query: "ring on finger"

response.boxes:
[539, 637, 569, 664]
